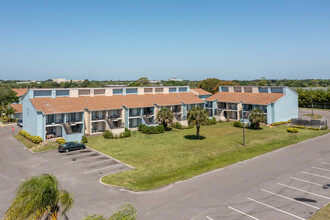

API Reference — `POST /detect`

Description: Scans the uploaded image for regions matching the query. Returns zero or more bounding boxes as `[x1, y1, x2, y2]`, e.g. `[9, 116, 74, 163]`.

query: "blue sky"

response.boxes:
[0, 0, 329, 81]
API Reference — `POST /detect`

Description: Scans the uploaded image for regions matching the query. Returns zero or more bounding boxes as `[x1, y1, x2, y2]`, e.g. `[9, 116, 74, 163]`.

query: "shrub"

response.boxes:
[103, 130, 114, 139]
[81, 136, 88, 143]
[56, 138, 66, 145]
[233, 121, 242, 127]
[307, 127, 320, 131]
[31, 136, 43, 144]
[139, 124, 165, 134]
[287, 127, 298, 133]
[172, 122, 183, 129]
[321, 126, 328, 130]
[138, 124, 144, 131]
[124, 128, 131, 137]
[291, 125, 306, 129]
[218, 119, 224, 123]
[18, 130, 28, 137]
[207, 117, 217, 125]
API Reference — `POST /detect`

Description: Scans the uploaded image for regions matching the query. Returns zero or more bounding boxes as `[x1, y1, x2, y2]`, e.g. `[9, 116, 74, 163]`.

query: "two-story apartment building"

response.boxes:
[205, 86, 298, 124]
[22, 86, 204, 142]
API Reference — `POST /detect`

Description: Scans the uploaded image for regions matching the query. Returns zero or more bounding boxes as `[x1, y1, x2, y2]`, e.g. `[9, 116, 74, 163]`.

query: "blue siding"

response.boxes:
[273, 88, 298, 122]
[56, 90, 69, 97]
[124, 107, 129, 128]
[34, 90, 52, 97]
[22, 90, 45, 139]
[182, 104, 187, 120]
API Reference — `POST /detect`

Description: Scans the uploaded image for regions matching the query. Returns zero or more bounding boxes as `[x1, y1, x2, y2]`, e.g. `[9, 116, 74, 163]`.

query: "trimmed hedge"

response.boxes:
[138, 124, 165, 134]
[271, 121, 289, 126]
[307, 127, 320, 131]
[103, 128, 131, 139]
[56, 138, 66, 145]
[233, 121, 242, 127]
[321, 126, 328, 130]
[291, 125, 306, 129]
[18, 130, 43, 144]
[287, 127, 298, 133]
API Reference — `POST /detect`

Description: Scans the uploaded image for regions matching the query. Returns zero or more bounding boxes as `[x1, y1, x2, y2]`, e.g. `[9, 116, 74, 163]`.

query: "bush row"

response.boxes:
[291, 125, 328, 130]
[171, 122, 194, 130]
[18, 130, 43, 144]
[138, 124, 165, 134]
[287, 128, 298, 133]
[103, 128, 131, 139]
[206, 117, 217, 125]
[271, 121, 290, 126]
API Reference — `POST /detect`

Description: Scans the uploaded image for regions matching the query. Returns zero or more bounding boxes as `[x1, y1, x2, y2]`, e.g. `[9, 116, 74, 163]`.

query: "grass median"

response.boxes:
[87, 122, 330, 191]
[309, 204, 330, 220]
[14, 134, 58, 152]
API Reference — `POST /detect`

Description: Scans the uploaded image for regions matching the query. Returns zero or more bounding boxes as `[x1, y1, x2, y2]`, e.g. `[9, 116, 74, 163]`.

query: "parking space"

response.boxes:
[56, 147, 133, 178]
[205, 160, 330, 220]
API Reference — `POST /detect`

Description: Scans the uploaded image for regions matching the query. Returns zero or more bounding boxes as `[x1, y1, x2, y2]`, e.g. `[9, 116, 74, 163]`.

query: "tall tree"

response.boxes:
[248, 108, 266, 128]
[197, 78, 221, 94]
[5, 174, 73, 220]
[187, 106, 209, 139]
[156, 108, 174, 130]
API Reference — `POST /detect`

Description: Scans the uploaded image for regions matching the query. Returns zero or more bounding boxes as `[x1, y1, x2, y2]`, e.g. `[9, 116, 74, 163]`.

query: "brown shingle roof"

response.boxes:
[206, 92, 284, 105]
[190, 88, 211, 96]
[10, 104, 22, 113]
[30, 92, 204, 114]
[12, 89, 28, 97]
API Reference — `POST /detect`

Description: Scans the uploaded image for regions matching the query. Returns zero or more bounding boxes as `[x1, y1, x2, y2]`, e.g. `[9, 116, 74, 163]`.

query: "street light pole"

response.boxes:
[238, 101, 245, 146]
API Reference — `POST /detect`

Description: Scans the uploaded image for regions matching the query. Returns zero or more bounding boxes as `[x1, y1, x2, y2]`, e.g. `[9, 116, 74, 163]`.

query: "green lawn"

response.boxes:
[14, 134, 59, 152]
[303, 114, 323, 119]
[87, 122, 330, 191]
[310, 204, 330, 220]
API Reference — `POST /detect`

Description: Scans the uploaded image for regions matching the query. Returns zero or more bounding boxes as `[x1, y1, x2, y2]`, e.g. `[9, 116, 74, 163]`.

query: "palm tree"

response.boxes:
[156, 107, 174, 130]
[187, 106, 209, 139]
[5, 106, 15, 122]
[5, 174, 73, 220]
[248, 108, 266, 128]
[82, 204, 137, 220]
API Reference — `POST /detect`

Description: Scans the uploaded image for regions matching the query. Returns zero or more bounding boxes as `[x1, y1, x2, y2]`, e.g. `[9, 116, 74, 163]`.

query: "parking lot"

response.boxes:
[45, 146, 133, 179]
[205, 160, 330, 220]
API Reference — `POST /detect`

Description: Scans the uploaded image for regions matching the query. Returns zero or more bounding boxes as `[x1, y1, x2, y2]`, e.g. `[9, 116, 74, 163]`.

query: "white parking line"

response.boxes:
[321, 162, 330, 165]
[301, 171, 330, 180]
[83, 164, 122, 174]
[69, 155, 104, 163]
[228, 206, 260, 220]
[290, 177, 323, 186]
[62, 151, 95, 159]
[261, 189, 320, 209]
[206, 216, 214, 220]
[278, 183, 330, 200]
[247, 197, 306, 220]
[89, 159, 112, 165]
[312, 166, 330, 172]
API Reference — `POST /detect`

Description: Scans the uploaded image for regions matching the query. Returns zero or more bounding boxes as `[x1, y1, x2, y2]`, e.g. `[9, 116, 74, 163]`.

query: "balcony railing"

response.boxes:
[67, 118, 83, 123]
[92, 115, 106, 120]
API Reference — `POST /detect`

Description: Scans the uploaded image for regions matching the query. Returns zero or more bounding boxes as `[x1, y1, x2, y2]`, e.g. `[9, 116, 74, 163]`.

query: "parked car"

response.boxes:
[17, 119, 23, 127]
[58, 142, 86, 153]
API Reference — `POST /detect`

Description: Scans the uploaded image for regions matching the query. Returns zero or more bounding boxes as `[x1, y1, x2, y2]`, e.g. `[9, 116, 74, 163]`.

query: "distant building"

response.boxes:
[53, 78, 83, 83]
[149, 80, 161, 84]
[168, 78, 183, 82]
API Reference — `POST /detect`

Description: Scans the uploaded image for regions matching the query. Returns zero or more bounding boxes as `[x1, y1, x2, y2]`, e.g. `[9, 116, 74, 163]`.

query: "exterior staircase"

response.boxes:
[106, 118, 115, 129]
[63, 123, 73, 134]
[143, 115, 151, 124]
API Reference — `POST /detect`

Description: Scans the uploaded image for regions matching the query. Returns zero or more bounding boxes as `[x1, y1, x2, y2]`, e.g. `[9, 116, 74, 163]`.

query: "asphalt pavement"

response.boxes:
[0, 110, 330, 219]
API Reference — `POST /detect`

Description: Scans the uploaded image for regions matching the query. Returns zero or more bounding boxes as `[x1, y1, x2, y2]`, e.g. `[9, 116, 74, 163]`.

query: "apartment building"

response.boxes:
[205, 86, 298, 124]
[22, 86, 204, 142]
